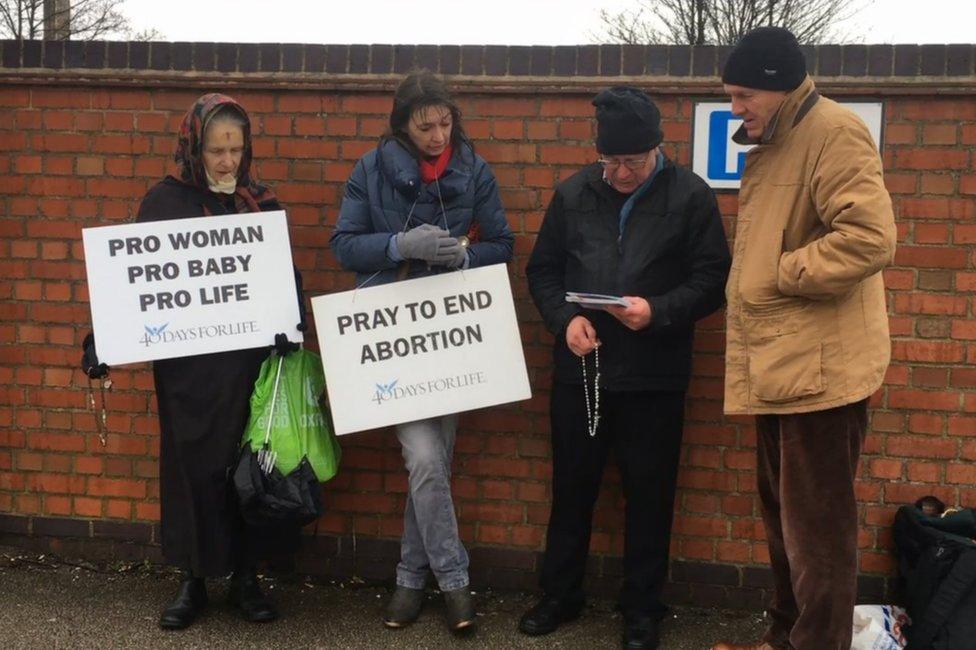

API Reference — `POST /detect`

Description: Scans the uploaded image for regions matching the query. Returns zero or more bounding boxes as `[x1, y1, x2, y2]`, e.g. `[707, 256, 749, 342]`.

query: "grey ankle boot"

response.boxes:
[383, 586, 424, 628]
[443, 586, 476, 632]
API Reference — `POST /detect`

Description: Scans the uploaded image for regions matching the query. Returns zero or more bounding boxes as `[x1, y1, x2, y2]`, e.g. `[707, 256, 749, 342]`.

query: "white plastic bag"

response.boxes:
[850, 605, 909, 650]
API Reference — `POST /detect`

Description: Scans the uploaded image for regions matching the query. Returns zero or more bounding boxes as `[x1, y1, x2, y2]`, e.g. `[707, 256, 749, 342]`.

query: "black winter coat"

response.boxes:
[138, 177, 298, 575]
[526, 158, 731, 391]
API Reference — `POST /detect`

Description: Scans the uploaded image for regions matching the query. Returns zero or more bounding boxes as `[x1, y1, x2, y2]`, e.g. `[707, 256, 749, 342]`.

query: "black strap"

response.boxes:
[913, 548, 976, 647]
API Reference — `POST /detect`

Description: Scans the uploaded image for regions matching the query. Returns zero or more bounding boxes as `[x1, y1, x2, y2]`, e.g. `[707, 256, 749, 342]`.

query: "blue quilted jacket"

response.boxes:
[331, 138, 514, 286]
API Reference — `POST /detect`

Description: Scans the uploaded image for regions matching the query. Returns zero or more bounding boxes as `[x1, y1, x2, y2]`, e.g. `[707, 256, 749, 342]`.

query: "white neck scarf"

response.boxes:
[205, 170, 237, 194]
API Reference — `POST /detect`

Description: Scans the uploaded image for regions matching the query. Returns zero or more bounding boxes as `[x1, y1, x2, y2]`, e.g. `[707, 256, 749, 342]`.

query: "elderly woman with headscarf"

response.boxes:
[85, 93, 299, 630]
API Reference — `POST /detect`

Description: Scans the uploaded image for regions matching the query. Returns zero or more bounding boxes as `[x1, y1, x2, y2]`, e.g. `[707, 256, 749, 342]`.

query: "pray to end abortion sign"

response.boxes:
[311, 264, 532, 436]
[82, 210, 302, 365]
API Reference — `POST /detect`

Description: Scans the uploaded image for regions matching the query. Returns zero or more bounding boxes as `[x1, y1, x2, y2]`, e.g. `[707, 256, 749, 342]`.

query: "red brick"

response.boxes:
[885, 123, 916, 144]
[920, 174, 955, 195]
[469, 98, 538, 117]
[891, 341, 966, 363]
[906, 461, 942, 483]
[884, 172, 917, 195]
[295, 116, 326, 136]
[540, 144, 592, 165]
[893, 294, 967, 316]
[914, 223, 950, 244]
[869, 458, 902, 479]
[27, 432, 86, 452]
[278, 95, 327, 113]
[340, 95, 391, 115]
[323, 116, 356, 136]
[895, 149, 968, 170]
[0, 131, 30, 152]
[952, 320, 976, 340]
[478, 143, 537, 164]
[87, 477, 147, 498]
[885, 435, 957, 459]
[900, 198, 975, 220]
[259, 115, 292, 136]
[897, 245, 970, 268]
[0, 88, 29, 106]
[91, 135, 151, 154]
[278, 138, 338, 159]
[135, 502, 160, 521]
[888, 389, 960, 411]
[526, 121, 558, 140]
[73, 497, 103, 517]
[540, 98, 591, 117]
[921, 124, 958, 145]
[558, 120, 593, 140]
[947, 463, 976, 485]
[105, 499, 132, 519]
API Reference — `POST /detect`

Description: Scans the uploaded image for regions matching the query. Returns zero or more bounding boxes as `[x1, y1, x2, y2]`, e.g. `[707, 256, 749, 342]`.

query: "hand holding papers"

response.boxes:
[565, 293, 653, 331]
[565, 291, 631, 310]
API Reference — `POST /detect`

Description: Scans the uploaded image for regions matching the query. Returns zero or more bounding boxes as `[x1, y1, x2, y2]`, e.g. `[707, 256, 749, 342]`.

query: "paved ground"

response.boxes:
[0, 545, 765, 649]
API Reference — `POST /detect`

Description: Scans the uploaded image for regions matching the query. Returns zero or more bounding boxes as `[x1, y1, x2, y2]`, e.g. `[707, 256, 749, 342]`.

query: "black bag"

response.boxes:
[233, 446, 323, 527]
[893, 505, 976, 650]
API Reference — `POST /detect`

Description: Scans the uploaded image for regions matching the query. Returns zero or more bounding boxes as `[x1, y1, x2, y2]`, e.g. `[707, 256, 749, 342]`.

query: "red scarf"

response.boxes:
[419, 144, 453, 184]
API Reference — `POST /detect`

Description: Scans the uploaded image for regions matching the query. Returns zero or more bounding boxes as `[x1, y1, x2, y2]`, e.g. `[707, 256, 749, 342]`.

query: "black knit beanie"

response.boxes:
[722, 26, 806, 91]
[592, 86, 663, 155]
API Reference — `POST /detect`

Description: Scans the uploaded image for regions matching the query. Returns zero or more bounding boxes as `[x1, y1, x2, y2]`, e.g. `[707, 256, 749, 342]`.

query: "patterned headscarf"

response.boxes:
[174, 93, 275, 212]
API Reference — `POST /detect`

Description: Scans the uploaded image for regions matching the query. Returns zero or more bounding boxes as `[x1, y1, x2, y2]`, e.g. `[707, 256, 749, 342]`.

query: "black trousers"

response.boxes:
[539, 381, 685, 617]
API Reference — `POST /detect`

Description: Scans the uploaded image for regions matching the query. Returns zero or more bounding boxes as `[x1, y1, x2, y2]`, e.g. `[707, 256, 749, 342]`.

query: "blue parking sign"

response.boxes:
[706, 110, 748, 182]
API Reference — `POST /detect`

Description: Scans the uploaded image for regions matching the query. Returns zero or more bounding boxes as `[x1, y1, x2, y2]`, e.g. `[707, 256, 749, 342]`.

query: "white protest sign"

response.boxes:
[82, 210, 302, 365]
[311, 264, 531, 436]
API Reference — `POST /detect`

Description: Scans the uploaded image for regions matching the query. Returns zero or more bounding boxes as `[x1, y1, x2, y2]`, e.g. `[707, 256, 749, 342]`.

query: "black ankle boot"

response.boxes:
[518, 595, 584, 636]
[229, 569, 278, 623]
[159, 575, 207, 630]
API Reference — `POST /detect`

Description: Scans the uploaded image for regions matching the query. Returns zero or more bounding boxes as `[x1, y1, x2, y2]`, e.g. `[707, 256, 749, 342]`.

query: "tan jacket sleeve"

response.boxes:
[777, 121, 896, 299]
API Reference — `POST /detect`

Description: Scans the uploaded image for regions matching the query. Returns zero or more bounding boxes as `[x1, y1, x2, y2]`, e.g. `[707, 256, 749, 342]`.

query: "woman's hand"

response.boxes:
[396, 224, 457, 264]
[565, 316, 600, 356]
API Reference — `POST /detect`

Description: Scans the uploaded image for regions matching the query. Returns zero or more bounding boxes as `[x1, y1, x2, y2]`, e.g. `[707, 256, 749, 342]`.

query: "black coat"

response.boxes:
[138, 177, 296, 576]
[526, 159, 731, 392]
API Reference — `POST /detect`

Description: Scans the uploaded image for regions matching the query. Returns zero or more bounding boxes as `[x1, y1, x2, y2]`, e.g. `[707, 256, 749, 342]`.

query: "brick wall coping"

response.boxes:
[4, 40, 976, 96]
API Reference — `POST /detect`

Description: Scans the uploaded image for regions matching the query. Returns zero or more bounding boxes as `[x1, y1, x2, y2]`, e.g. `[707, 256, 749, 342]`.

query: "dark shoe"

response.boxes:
[383, 586, 424, 629]
[228, 570, 278, 623]
[158, 577, 207, 630]
[518, 595, 584, 636]
[623, 615, 660, 650]
[443, 586, 476, 632]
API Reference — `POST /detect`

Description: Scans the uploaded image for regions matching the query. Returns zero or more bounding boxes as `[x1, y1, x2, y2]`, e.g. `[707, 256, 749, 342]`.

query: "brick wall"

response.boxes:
[1, 40, 975, 606]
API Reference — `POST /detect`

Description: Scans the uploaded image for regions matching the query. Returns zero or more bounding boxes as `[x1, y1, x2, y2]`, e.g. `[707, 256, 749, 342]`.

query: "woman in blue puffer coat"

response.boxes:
[331, 70, 513, 633]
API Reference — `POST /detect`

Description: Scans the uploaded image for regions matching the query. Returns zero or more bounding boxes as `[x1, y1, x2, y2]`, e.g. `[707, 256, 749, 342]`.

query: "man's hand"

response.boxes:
[566, 315, 600, 356]
[604, 296, 652, 331]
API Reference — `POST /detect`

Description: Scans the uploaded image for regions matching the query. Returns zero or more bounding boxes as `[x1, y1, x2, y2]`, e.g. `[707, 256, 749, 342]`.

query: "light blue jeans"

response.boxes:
[394, 414, 469, 592]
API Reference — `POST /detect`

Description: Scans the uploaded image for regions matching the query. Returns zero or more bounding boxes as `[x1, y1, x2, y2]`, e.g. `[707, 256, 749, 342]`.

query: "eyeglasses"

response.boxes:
[597, 156, 650, 171]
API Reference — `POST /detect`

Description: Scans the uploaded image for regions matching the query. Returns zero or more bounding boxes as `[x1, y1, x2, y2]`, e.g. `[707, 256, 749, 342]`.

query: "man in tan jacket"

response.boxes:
[711, 27, 896, 650]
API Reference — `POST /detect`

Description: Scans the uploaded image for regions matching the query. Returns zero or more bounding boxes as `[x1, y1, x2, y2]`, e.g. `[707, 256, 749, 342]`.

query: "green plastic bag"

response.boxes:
[242, 348, 340, 482]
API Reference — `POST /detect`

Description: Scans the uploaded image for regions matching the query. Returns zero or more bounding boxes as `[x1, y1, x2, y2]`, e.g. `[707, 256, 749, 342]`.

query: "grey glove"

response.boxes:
[432, 237, 465, 267]
[444, 244, 467, 269]
[396, 224, 454, 264]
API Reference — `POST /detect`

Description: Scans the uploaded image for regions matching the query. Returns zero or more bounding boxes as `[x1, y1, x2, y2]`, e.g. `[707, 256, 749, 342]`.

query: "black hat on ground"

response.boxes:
[722, 26, 807, 91]
[592, 86, 663, 155]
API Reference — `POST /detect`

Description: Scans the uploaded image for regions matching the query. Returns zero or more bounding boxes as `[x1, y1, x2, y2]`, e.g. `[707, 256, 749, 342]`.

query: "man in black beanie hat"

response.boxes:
[522, 86, 731, 649]
[713, 26, 896, 650]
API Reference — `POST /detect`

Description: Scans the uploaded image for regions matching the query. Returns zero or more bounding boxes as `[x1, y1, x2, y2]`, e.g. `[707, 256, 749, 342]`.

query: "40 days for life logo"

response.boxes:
[371, 371, 489, 405]
[138, 320, 260, 347]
